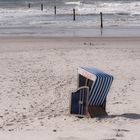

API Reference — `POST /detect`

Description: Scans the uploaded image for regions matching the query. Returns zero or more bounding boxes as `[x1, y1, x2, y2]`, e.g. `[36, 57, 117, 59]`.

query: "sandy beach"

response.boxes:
[0, 36, 140, 140]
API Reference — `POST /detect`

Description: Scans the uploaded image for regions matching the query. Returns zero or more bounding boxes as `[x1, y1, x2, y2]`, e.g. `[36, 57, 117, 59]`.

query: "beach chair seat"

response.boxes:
[70, 86, 89, 116]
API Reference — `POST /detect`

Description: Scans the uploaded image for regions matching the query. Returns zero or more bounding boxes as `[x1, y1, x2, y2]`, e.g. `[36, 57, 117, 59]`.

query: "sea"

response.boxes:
[0, 0, 140, 37]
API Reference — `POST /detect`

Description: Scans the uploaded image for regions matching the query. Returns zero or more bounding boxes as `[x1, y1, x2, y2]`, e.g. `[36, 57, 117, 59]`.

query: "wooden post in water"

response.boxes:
[100, 12, 103, 28]
[28, 3, 31, 8]
[41, 4, 43, 11]
[54, 6, 56, 15]
[73, 8, 75, 21]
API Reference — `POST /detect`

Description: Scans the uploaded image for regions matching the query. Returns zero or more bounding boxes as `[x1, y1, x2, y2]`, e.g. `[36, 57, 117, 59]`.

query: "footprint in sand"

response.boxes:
[113, 128, 130, 138]
[103, 138, 117, 140]
[57, 137, 85, 140]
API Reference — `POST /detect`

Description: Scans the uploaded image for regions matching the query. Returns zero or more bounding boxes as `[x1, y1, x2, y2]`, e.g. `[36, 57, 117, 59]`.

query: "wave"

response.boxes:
[74, 1, 140, 15]
[1, 1, 140, 17]
[65, 1, 81, 5]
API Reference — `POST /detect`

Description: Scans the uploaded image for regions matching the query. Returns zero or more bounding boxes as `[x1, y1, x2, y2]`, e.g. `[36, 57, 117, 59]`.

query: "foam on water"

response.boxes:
[74, 1, 140, 15]
[65, 1, 81, 5]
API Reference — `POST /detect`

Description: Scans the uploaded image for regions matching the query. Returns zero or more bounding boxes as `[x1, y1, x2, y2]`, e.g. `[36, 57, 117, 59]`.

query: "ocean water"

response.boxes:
[0, 0, 140, 36]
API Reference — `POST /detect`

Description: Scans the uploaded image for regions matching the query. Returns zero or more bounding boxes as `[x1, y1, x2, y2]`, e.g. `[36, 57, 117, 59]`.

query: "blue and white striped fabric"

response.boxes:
[81, 67, 114, 106]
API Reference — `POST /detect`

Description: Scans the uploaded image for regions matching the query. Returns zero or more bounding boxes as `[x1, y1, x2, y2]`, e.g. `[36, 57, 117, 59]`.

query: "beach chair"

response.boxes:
[70, 67, 114, 117]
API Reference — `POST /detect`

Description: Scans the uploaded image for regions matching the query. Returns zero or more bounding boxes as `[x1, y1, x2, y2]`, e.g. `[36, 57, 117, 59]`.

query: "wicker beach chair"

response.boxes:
[70, 67, 114, 117]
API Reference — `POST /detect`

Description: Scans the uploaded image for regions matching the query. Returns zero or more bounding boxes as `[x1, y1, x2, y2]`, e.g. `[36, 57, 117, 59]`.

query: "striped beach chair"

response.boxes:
[70, 67, 114, 117]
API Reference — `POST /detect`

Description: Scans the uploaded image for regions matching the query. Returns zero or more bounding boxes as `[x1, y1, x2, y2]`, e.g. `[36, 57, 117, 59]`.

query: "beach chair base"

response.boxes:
[88, 106, 108, 118]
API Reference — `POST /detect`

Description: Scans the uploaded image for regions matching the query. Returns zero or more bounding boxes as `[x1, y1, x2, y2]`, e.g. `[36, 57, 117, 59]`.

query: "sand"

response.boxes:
[0, 36, 140, 140]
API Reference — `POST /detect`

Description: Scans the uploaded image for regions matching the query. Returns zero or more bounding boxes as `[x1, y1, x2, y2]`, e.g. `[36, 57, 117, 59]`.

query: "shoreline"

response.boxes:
[0, 35, 140, 40]
[1, 26, 140, 37]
